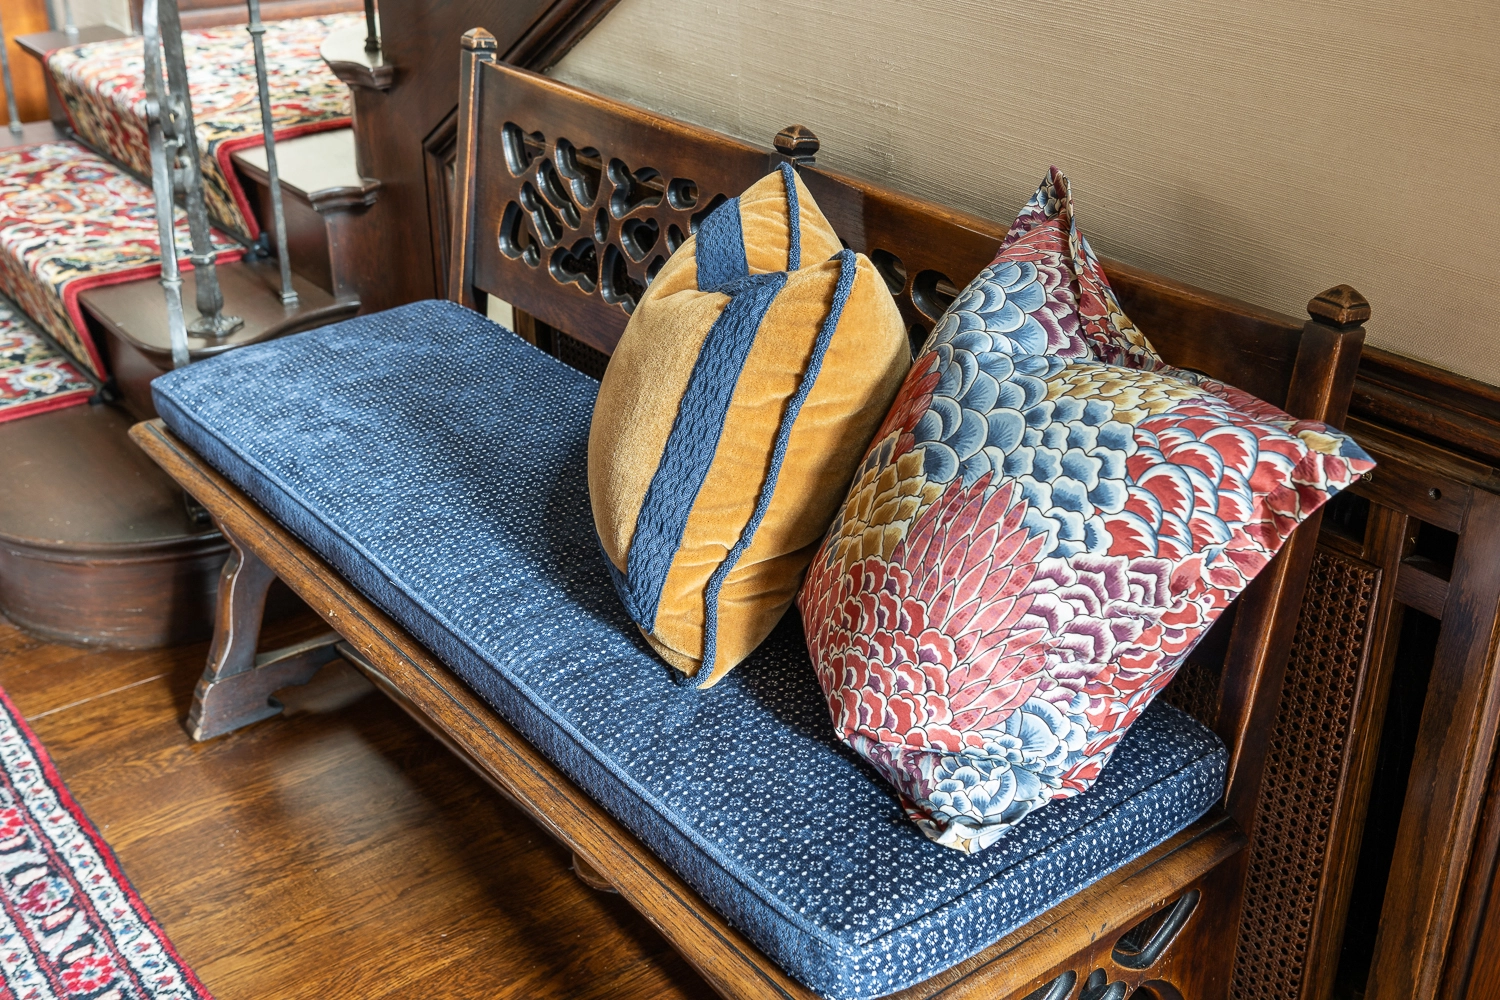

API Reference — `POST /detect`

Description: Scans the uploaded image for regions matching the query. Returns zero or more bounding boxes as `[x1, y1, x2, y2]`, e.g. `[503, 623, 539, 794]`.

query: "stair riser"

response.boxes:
[0, 538, 227, 649]
[242, 172, 372, 301]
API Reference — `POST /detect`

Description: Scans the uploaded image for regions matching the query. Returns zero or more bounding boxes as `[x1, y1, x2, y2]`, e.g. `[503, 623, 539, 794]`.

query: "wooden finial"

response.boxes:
[462, 27, 498, 51]
[1307, 284, 1371, 327]
[774, 125, 819, 165]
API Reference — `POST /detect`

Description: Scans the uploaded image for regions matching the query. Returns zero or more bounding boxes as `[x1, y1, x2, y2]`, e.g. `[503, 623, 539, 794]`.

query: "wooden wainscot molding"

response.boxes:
[307, 178, 383, 214]
[1351, 346, 1500, 473]
[505, 0, 628, 71]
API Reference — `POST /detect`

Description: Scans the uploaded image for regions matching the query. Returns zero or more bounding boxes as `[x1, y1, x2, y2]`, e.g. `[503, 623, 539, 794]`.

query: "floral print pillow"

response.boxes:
[797, 169, 1375, 853]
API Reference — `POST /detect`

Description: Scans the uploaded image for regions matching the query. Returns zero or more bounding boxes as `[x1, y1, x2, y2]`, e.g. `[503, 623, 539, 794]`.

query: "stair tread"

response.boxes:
[0, 403, 214, 549]
[78, 256, 358, 364]
[14, 25, 126, 61]
[0, 122, 70, 151]
[231, 127, 364, 200]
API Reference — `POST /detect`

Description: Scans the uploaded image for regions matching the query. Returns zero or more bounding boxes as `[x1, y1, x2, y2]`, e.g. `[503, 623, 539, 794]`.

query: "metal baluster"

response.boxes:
[363, 0, 378, 53]
[141, 0, 189, 367]
[0, 7, 23, 136]
[157, 0, 242, 336]
[246, 0, 296, 305]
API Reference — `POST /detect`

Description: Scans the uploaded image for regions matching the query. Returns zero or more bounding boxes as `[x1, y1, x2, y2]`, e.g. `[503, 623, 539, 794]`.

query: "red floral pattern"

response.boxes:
[0, 141, 241, 378]
[46, 14, 356, 238]
[800, 169, 1375, 852]
[0, 686, 212, 998]
[0, 295, 93, 423]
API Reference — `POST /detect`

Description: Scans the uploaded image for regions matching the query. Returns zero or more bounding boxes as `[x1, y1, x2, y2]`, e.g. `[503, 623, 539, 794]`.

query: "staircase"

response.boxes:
[0, 19, 377, 647]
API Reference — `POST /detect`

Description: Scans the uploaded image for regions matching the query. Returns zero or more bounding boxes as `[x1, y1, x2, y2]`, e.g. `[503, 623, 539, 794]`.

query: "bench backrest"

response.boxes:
[445, 28, 1367, 839]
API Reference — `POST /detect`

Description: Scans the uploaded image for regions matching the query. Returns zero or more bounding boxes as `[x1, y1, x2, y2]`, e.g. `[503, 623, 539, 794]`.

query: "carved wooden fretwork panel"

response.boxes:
[469, 57, 1316, 415]
[486, 115, 973, 362]
[1016, 968, 1185, 1000]
[1006, 890, 1197, 1000]
[493, 119, 727, 323]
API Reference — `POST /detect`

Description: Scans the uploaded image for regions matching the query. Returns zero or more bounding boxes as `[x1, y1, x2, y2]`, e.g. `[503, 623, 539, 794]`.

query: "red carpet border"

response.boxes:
[0, 141, 241, 380]
[47, 14, 356, 240]
[0, 295, 94, 423]
[0, 687, 212, 999]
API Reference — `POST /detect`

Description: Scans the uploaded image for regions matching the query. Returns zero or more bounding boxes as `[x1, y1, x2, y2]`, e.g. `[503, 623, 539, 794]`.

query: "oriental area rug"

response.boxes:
[0, 689, 210, 999]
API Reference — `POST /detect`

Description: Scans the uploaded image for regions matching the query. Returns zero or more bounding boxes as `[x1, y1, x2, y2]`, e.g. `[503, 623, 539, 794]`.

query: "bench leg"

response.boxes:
[186, 527, 341, 741]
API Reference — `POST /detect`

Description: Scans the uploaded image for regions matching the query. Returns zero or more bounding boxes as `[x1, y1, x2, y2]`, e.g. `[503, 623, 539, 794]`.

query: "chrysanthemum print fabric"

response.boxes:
[798, 168, 1375, 853]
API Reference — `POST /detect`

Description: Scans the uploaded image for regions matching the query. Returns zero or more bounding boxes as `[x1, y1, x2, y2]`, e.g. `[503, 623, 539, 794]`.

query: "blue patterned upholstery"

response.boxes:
[152, 300, 1226, 1000]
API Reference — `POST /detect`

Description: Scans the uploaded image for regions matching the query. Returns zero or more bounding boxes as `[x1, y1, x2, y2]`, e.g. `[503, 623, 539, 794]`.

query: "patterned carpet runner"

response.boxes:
[0, 294, 93, 423]
[0, 141, 241, 381]
[0, 688, 211, 999]
[47, 14, 355, 239]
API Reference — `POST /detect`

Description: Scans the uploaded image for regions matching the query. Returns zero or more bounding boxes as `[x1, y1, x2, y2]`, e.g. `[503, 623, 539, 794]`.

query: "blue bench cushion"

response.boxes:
[152, 300, 1227, 1000]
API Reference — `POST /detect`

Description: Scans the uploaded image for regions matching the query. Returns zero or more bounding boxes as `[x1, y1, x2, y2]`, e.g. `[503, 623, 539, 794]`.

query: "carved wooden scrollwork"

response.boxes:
[494, 119, 724, 317]
[1078, 970, 1129, 1000]
[1020, 971, 1077, 1000]
[1008, 889, 1196, 1000]
[1018, 968, 1184, 1000]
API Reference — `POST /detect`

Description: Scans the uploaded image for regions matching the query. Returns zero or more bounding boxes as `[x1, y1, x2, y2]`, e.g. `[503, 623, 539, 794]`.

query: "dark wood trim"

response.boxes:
[1353, 346, 1500, 469]
[321, 22, 395, 92]
[1218, 313, 1367, 840]
[1232, 373, 1500, 1000]
[1366, 490, 1500, 1000]
[446, 29, 495, 311]
[15, 26, 124, 58]
[504, 0, 627, 71]
[422, 110, 460, 299]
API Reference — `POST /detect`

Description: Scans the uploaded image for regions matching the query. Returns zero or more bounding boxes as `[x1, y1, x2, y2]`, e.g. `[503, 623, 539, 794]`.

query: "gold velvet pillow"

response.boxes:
[589, 165, 910, 686]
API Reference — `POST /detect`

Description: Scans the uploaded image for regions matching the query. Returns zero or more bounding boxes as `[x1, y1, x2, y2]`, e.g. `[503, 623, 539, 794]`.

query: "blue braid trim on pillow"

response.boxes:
[619, 273, 788, 630]
[780, 162, 801, 272]
[696, 250, 857, 682]
[695, 196, 748, 291]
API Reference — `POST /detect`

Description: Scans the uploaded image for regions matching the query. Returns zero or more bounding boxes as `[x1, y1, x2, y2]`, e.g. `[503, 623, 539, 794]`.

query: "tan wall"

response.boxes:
[551, 0, 1500, 385]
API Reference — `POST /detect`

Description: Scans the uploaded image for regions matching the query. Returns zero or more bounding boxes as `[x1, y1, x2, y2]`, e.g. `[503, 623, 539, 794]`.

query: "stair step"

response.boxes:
[0, 402, 226, 648]
[231, 128, 379, 300]
[231, 127, 368, 198]
[0, 120, 71, 151]
[14, 27, 128, 131]
[79, 256, 359, 420]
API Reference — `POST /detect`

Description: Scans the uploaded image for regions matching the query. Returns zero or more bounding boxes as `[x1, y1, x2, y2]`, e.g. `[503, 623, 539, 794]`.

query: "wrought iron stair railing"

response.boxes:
[142, 0, 302, 366]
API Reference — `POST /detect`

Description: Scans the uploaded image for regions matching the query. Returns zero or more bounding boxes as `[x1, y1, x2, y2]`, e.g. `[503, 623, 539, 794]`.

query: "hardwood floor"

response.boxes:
[0, 608, 713, 999]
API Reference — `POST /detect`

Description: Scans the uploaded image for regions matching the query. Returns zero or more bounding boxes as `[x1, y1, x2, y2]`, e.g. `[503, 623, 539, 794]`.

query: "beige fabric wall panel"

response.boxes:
[551, 0, 1500, 385]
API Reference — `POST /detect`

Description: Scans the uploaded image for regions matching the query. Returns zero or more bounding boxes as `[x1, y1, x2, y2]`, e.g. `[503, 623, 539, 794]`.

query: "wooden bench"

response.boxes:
[131, 28, 1368, 1000]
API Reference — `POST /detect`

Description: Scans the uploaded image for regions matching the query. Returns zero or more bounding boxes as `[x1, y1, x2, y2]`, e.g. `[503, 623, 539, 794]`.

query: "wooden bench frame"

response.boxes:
[132, 27, 1369, 1000]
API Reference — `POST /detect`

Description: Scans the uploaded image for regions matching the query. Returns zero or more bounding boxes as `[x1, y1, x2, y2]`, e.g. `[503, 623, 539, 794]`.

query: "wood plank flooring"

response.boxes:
[0, 609, 713, 999]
